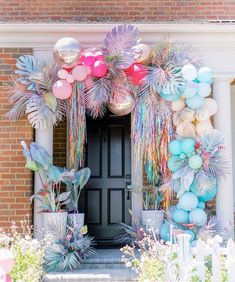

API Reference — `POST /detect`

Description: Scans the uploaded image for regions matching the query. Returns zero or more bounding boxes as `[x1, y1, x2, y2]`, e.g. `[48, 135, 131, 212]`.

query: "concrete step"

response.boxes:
[43, 268, 136, 282]
[81, 249, 126, 269]
[43, 249, 137, 282]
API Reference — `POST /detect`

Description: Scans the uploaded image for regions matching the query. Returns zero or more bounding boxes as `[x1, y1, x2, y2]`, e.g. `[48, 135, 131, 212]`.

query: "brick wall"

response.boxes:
[53, 120, 67, 168]
[0, 1, 235, 22]
[0, 48, 34, 231]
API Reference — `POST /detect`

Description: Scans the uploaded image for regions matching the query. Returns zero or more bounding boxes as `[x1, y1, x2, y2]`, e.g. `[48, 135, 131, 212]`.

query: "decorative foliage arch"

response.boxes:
[6, 24, 228, 243]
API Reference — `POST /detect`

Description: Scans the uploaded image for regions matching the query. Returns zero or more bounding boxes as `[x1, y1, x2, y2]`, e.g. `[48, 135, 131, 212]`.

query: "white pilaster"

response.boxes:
[34, 126, 53, 238]
[213, 77, 234, 238]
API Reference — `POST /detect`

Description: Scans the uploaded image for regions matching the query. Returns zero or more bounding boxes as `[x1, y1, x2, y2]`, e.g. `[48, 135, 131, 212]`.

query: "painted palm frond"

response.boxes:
[146, 62, 185, 96]
[103, 24, 140, 69]
[172, 166, 195, 198]
[169, 42, 201, 67]
[200, 129, 224, 155]
[26, 93, 65, 129]
[207, 155, 230, 178]
[194, 171, 216, 196]
[33, 59, 61, 92]
[15, 55, 40, 90]
[5, 77, 33, 121]
[85, 76, 111, 118]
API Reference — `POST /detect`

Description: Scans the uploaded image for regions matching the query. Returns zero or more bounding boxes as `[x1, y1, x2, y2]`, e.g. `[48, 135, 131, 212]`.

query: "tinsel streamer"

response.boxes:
[132, 93, 174, 209]
[69, 81, 86, 170]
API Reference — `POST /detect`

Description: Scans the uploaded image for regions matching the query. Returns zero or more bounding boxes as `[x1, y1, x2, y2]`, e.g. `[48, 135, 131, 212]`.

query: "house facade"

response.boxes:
[0, 1, 235, 239]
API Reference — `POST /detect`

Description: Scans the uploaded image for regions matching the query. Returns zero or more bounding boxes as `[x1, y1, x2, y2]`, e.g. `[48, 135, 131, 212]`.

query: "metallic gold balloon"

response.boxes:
[53, 37, 82, 68]
[133, 43, 152, 64]
[108, 92, 136, 116]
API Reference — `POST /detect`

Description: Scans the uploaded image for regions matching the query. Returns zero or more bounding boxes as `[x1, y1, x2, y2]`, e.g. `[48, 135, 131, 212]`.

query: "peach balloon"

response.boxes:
[171, 98, 186, 112]
[196, 120, 213, 136]
[204, 98, 218, 116]
[58, 69, 68, 80]
[66, 73, 75, 84]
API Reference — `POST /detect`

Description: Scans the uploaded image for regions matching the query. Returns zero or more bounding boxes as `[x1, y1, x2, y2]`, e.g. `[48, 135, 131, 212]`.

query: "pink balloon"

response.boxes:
[72, 65, 88, 81]
[0, 250, 14, 274]
[92, 60, 108, 78]
[94, 51, 105, 61]
[81, 52, 96, 66]
[58, 69, 68, 79]
[52, 80, 72, 100]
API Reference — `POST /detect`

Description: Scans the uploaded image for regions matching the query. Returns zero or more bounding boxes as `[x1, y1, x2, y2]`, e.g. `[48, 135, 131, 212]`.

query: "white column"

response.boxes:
[213, 77, 234, 238]
[34, 126, 53, 238]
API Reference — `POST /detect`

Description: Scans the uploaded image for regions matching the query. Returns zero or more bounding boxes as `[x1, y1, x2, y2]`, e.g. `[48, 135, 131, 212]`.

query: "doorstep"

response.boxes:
[43, 249, 137, 282]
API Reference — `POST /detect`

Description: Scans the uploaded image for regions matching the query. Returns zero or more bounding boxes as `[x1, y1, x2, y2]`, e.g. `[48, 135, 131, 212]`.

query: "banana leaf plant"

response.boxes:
[64, 168, 91, 212]
[29, 182, 71, 213]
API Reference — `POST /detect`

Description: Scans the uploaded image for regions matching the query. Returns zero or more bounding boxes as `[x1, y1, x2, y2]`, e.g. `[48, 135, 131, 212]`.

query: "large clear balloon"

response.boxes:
[53, 37, 82, 68]
[108, 92, 136, 116]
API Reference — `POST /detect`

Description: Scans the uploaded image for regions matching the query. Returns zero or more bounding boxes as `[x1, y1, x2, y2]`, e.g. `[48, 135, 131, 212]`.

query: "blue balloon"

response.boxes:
[197, 82, 211, 98]
[160, 222, 170, 241]
[186, 94, 205, 110]
[197, 201, 205, 209]
[160, 92, 181, 101]
[173, 209, 189, 224]
[198, 186, 217, 202]
[169, 140, 182, 155]
[181, 138, 195, 154]
[167, 156, 182, 172]
[178, 192, 198, 211]
[188, 154, 203, 170]
[185, 229, 196, 242]
[197, 67, 212, 83]
[189, 208, 207, 226]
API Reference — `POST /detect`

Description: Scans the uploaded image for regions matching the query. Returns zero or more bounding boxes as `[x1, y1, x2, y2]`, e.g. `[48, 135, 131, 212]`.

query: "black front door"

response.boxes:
[80, 113, 131, 244]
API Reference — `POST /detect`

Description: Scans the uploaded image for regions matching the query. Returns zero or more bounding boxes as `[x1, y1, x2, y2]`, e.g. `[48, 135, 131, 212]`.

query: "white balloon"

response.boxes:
[182, 81, 197, 98]
[171, 98, 186, 112]
[204, 98, 218, 116]
[176, 120, 196, 138]
[196, 120, 213, 136]
[197, 82, 211, 97]
[181, 64, 197, 81]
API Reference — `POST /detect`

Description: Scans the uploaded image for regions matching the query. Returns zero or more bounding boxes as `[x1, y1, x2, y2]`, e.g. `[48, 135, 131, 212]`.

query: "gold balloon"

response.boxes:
[176, 121, 196, 138]
[108, 92, 136, 116]
[133, 43, 152, 64]
[53, 37, 82, 68]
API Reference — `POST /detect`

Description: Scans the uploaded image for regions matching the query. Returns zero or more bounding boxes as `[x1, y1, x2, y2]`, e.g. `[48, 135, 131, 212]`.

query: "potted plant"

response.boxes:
[141, 185, 164, 234]
[64, 167, 91, 229]
[21, 141, 71, 239]
[30, 182, 71, 240]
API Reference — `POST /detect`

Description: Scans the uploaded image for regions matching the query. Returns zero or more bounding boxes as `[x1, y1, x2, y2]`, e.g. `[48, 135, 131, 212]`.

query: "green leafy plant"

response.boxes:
[44, 219, 95, 272]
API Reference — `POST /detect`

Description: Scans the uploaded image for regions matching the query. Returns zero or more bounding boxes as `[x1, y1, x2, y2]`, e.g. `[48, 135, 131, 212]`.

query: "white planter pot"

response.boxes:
[42, 212, 68, 240]
[142, 210, 164, 234]
[68, 213, 84, 231]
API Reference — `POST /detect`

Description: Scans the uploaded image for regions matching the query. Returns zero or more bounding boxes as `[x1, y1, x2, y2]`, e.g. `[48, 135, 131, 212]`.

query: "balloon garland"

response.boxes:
[6, 24, 228, 241]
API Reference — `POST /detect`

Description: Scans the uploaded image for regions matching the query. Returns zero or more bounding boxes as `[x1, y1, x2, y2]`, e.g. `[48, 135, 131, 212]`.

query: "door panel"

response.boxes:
[80, 113, 131, 244]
